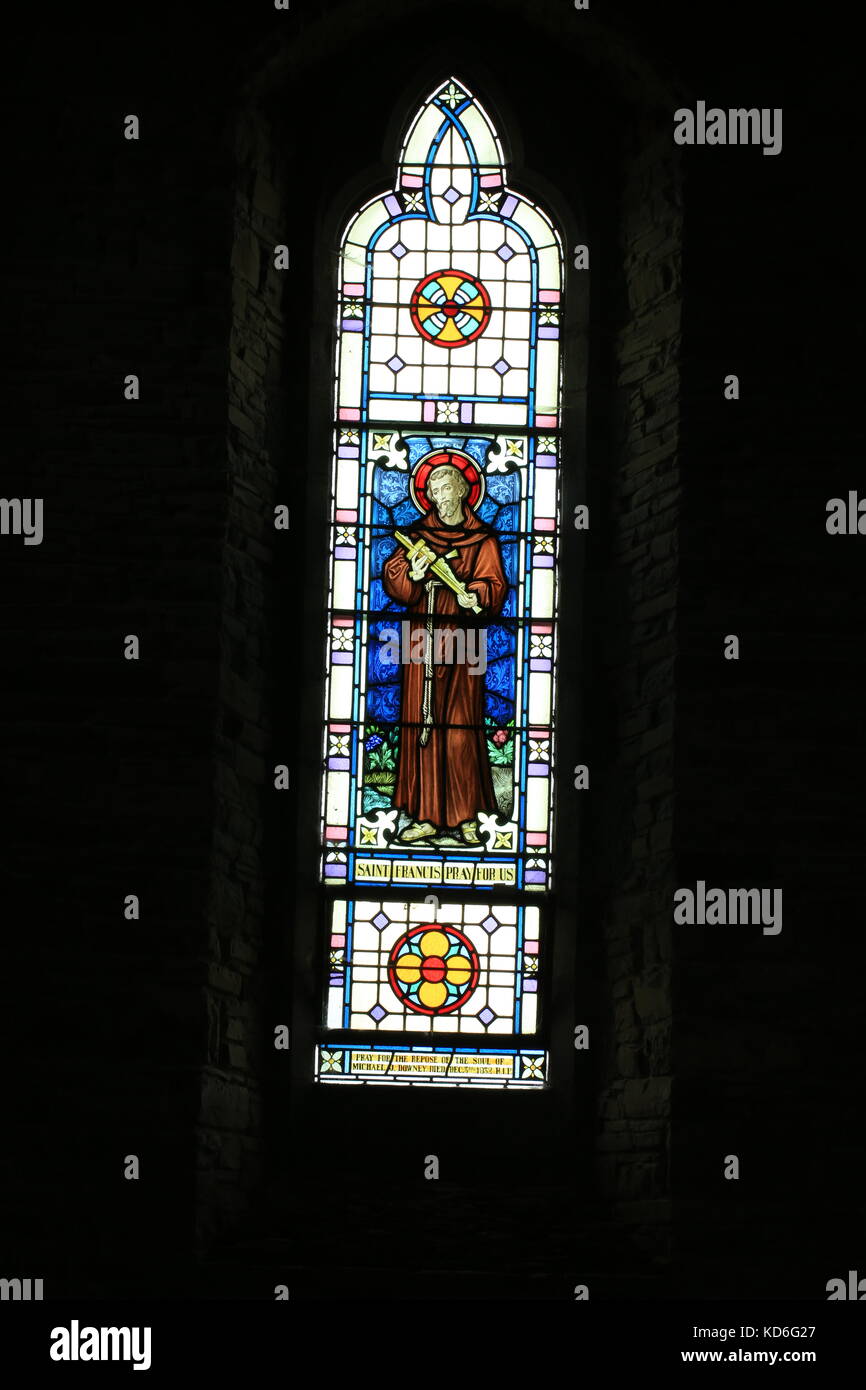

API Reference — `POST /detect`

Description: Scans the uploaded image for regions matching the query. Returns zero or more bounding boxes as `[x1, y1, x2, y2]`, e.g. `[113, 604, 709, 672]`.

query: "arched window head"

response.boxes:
[316, 77, 563, 1089]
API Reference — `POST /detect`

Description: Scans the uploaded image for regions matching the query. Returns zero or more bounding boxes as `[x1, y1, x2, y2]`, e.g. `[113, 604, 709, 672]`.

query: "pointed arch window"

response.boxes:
[315, 77, 563, 1088]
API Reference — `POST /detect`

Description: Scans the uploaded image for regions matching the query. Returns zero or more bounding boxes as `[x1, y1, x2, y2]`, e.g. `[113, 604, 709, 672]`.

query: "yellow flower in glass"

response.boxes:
[388, 925, 480, 1016]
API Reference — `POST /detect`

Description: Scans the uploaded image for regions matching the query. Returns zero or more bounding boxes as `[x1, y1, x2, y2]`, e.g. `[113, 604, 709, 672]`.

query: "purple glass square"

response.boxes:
[493, 358, 510, 376]
[390, 241, 407, 259]
[443, 186, 460, 204]
[369, 1004, 387, 1023]
[386, 355, 405, 373]
[478, 1007, 496, 1026]
[372, 911, 390, 930]
[481, 914, 498, 934]
[496, 243, 515, 261]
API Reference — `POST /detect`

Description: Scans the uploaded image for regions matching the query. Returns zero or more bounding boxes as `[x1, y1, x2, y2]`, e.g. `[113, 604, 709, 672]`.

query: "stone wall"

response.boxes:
[585, 113, 681, 1247]
[194, 101, 290, 1252]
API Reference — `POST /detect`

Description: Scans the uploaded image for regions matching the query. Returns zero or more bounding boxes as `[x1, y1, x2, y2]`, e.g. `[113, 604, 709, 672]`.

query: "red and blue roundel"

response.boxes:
[410, 269, 491, 347]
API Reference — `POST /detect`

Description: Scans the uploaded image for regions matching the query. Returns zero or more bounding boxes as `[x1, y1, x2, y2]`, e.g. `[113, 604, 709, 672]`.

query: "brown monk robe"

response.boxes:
[381, 465, 508, 839]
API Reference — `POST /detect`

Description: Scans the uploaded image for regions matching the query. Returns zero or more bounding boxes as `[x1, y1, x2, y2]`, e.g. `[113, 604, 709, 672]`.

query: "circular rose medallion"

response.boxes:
[410, 269, 491, 347]
[387, 924, 480, 1015]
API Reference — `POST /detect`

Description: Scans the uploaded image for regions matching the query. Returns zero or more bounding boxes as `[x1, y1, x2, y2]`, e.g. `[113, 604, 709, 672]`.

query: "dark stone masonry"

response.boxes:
[2, 0, 861, 1301]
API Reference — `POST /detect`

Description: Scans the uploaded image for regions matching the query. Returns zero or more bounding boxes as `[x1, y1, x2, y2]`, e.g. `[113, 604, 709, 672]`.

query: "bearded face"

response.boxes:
[427, 466, 469, 523]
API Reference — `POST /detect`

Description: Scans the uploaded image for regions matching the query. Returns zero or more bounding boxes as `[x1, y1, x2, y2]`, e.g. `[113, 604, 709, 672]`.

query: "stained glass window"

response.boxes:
[315, 77, 563, 1088]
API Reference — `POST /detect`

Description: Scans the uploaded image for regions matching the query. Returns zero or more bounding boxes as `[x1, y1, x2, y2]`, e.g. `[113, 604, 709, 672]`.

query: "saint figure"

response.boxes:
[382, 459, 508, 845]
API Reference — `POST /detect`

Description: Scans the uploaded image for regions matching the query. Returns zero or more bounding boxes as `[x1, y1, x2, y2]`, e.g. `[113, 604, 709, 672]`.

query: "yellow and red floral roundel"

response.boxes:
[387, 924, 480, 1015]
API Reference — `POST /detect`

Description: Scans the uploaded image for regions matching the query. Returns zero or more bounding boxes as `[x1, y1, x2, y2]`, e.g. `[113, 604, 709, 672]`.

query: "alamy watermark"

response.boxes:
[826, 1269, 866, 1299]
[379, 620, 487, 676]
[674, 880, 782, 935]
[49, 1320, 152, 1371]
[674, 103, 782, 157]
[826, 492, 866, 534]
[0, 1276, 43, 1300]
[0, 498, 43, 545]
